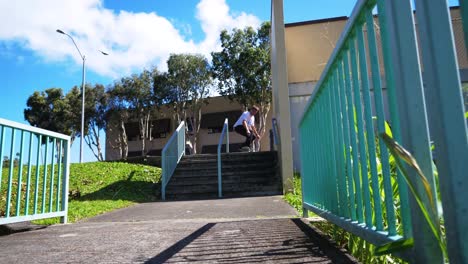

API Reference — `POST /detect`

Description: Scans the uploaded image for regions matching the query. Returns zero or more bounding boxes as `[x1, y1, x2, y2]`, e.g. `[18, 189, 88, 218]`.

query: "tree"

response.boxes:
[24, 88, 74, 143]
[106, 67, 165, 158]
[122, 69, 157, 156]
[165, 54, 212, 153]
[67, 84, 107, 161]
[106, 81, 131, 160]
[211, 22, 272, 150]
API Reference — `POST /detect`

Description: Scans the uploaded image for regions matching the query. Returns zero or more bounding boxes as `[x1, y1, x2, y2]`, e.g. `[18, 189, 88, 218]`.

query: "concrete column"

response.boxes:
[271, 0, 294, 192]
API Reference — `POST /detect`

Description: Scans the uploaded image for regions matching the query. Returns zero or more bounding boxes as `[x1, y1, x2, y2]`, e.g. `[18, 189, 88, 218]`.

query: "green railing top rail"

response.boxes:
[161, 120, 185, 155]
[299, 0, 370, 127]
[0, 118, 71, 141]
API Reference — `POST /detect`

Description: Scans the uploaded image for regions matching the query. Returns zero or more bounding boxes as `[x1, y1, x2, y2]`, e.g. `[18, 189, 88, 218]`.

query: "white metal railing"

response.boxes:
[0, 118, 70, 224]
[161, 121, 185, 200]
[217, 118, 229, 198]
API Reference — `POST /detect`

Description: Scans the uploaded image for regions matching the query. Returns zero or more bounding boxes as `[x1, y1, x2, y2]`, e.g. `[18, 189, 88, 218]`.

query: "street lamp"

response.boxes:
[56, 29, 108, 163]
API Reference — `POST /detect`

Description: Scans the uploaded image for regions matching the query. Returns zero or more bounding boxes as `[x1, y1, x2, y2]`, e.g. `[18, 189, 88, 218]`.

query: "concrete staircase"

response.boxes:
[165, 151, 282, 200]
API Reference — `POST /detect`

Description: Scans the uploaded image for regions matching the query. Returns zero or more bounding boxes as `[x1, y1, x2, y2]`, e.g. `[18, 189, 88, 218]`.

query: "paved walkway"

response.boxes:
[0, 196, 357, 263]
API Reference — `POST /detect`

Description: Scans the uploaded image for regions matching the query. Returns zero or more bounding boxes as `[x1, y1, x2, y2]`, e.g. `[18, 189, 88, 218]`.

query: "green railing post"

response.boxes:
[376, 0, 412, 238]
[338, 57, 355, 221]
[33, 134, 41, 214]
[6, 130, 16, 217]
[383, 0, 443, 262]
[365, 9, 396, 235]
[15, 130, 25, 216]
[25, 132, 34, 215]
[56, 140, 63, 212]
[343, 48, 362, 223]
[41, 136, 49, 214]
[357, 22, 384, 231]
[350, 34, 372, 226]
[413, 0, 468, 262]
[49, 138, 56, 212]
[61, 139, 70, 224]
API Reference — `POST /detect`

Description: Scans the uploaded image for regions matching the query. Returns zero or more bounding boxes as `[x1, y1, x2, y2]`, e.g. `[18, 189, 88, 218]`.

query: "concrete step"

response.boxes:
[165, 184, 283, 196]
[173, 162, 278, 174]
[165, 188, 283, 200]
[171, 172, 279, 184]
[164, 151, 281, 200]
[169, 176, 282, 187]
[179, 151, 277, 163]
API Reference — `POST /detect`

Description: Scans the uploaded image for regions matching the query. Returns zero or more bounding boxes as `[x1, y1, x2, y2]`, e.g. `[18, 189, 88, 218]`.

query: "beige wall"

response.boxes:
[285, 18, 346, 84]
[105, 96, 273, 160]
[284, 8, 467, 85]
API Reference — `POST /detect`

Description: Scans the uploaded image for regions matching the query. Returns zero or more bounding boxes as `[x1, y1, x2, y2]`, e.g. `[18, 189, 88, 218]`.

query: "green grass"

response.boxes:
[283, 173, 303, 216]
[1, 162, 161, 225]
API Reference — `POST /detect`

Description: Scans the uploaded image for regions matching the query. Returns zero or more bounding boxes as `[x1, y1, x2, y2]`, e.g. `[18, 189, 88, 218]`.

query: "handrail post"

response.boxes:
[60, 139, 70, 224]
[217, 118, 229, 198]
[161, 151, 166, 201]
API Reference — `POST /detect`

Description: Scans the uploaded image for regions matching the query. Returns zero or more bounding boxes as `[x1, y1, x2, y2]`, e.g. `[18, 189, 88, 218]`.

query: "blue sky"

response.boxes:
[0, 0, 460, 163]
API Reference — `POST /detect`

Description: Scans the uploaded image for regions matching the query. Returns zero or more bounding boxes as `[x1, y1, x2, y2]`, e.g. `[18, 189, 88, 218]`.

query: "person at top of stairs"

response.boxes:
[234, 105, 261, 152]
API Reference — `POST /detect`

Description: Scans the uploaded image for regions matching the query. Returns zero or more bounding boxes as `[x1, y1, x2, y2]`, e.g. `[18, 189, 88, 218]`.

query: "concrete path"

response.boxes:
[0, 196, 357, 263]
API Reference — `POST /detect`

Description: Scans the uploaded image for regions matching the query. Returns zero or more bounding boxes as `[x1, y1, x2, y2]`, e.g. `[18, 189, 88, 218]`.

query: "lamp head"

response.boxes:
[56, 29, 65, 34]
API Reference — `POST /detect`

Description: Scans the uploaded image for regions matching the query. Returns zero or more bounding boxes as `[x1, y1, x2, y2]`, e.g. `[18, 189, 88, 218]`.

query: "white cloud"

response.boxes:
[0, 0, 261, 78]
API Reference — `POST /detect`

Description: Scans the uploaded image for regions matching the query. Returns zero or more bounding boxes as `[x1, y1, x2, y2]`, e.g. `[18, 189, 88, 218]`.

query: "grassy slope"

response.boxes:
[1, 162, 161, 225]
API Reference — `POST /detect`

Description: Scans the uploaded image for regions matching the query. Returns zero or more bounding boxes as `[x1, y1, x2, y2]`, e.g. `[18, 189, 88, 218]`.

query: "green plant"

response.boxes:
[283, 173, 303, 215]
[376, 133, 447, 259]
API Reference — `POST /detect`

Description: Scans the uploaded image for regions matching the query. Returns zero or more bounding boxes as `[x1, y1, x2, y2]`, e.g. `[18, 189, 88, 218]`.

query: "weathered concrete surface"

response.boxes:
[86, 195, 297, 223]
[0, 196, 358, 263]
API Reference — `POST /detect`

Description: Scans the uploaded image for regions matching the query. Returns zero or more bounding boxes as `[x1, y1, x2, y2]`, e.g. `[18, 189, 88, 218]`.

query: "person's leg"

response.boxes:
[234, 126, 250, 147]
[245, 133, 256, 148]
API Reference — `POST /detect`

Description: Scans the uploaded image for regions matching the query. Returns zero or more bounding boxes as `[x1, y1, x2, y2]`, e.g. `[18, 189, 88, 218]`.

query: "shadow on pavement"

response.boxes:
[145, 218, 357, 264]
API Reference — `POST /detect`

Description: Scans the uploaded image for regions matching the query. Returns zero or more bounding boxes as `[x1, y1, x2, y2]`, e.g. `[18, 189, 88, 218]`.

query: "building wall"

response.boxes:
[105, 96, 273, 161]
[283, 7, 467, 173]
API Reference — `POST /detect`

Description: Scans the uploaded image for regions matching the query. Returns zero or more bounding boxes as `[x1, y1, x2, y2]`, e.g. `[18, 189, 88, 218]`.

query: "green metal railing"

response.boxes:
[217, 118, 229, 198]
[0, 118, 70, 224]
[298, 0, 467, 262]
[161, 121, 185, 200]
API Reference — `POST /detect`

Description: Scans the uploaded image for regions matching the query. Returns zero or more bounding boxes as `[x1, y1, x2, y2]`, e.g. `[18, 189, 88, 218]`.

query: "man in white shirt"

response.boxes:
[233, 105, 261, 150]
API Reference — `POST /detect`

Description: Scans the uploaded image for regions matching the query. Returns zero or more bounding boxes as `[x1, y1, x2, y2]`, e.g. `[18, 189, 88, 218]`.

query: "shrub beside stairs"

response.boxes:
[164, 151, 282, 200]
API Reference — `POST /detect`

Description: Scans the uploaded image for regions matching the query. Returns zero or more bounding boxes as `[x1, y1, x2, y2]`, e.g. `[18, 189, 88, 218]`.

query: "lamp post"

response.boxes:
[56, 29, 108, 163]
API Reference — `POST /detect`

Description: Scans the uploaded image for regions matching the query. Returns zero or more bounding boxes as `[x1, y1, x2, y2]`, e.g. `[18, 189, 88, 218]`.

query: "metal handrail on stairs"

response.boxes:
[161, 121, 185, 200]
[217, 118, 229, 198]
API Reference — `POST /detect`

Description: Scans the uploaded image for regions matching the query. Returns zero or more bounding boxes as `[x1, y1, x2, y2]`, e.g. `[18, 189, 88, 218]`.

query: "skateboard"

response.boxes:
[239, 146, 251, 152]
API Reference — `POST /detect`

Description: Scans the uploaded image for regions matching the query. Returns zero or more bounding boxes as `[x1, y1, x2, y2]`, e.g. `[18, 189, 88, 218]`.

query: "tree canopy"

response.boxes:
[211, 22, 271, 109]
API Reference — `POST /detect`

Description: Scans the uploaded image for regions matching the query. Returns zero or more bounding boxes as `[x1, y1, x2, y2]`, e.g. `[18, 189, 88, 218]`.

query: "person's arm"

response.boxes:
[251, 124, 261, 139]
[242, 120, 250, 135]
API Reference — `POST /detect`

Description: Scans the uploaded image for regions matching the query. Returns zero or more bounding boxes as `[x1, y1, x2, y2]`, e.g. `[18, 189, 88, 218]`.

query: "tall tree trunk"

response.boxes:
[257, 103, 270, 152]
[84, 124, 104, 161]
[138, 111, 151, 157]
[194, 107, 202, 154]
[120, 120, 128, 159]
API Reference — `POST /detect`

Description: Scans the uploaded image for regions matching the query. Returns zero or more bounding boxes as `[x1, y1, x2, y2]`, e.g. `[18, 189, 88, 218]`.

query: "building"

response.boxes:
[284, 6, 467, 172]
[105, 96, 273, 160]
[106, 7, 467, 171]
